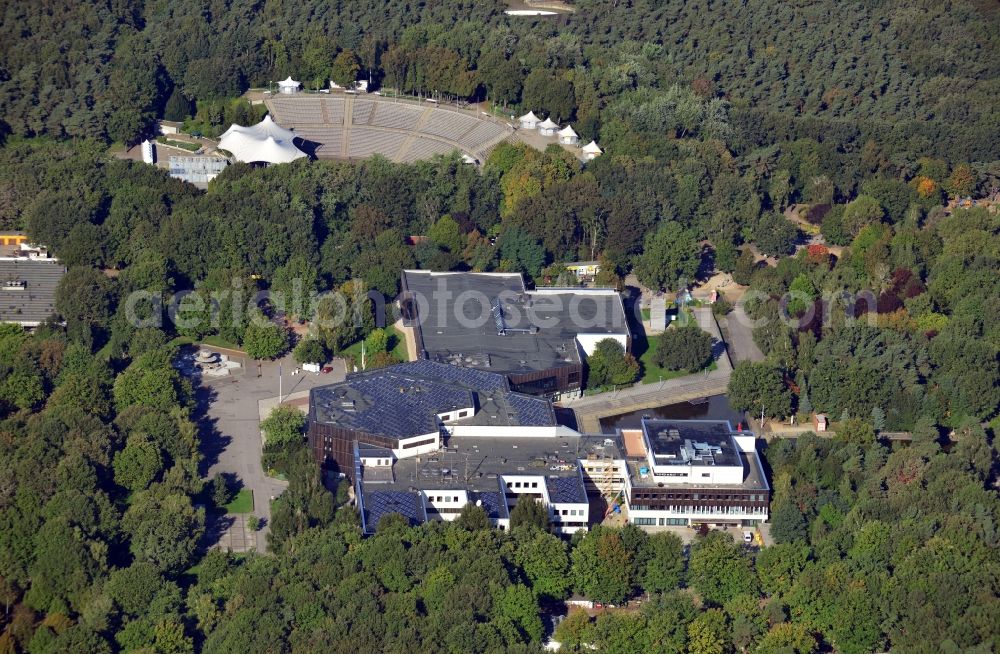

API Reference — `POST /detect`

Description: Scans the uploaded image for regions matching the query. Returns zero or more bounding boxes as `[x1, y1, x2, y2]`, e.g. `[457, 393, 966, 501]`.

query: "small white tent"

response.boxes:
[277, 76, 301, 94]
[581, 140, 603, 160]
[518, 111, 540, 129]
[557, 124, 579, 145]
[538, 117, 559, 136]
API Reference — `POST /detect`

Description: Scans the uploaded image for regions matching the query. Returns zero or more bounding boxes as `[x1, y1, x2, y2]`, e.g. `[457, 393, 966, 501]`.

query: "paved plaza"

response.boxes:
[196, 348, 346, 552]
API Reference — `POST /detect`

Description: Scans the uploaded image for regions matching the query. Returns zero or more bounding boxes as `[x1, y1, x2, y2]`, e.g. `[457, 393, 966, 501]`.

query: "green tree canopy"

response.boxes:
[260, 405, 306, 447]
[587, 338, 640, 388]
[728, 361, 792, 418]
[654, 323, 715, 372]
[633, 222, 700, 291]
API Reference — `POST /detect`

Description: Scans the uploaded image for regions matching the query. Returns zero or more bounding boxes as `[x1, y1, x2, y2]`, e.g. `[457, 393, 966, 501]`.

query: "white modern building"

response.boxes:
[619, 419, 770, 528]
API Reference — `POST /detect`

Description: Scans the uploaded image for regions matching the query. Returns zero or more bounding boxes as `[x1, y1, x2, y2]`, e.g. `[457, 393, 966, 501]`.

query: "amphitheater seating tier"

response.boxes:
[398, 137, 459, 163]
[369, 103, 423, 130]
[266, 95, 512, 163]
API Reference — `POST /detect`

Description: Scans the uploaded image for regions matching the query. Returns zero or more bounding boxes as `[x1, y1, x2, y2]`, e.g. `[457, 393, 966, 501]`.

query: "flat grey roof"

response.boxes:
[310, 360, 556, 440]
[364, 434, 586, 493]
[402, 270, 628, 374]
[641, 419, 741, 467]
[0, 260, 65, 326]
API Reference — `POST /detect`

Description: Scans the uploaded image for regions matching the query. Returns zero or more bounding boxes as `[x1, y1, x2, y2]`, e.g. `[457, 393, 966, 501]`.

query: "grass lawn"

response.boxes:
[635, 331, 717, 384]
[201, 335, 242, 351]
[157, 136, 201, 152]
[341, 326, 410, 365]
[641, 308, 651, 320]
[225, 489, 254, 514]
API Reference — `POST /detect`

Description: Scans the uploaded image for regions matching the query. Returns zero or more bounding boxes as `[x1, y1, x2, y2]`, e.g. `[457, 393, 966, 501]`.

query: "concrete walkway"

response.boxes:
[720, 300, 765, 363]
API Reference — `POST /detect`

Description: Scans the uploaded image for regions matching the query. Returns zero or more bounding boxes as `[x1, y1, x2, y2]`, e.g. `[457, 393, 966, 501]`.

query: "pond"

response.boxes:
[599, 394, 744, 432]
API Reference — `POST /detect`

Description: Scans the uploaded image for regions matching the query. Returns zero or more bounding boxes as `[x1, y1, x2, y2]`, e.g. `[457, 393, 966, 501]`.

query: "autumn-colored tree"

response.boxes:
[945, 164, 975, 198]
[912, 176, 938, 199]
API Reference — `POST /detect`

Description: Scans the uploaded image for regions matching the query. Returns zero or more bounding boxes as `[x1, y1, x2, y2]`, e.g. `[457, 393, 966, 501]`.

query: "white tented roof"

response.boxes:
[582, 140, 602, 154]
[252, 114, 297, 141]
[558, 124, 578, 138]
[519, 111, 540, 122]
[220, 115, 296, 143]
[277, 76, 301, 89]
[538, 117, 559, 129]
[218, 115, 305, 164]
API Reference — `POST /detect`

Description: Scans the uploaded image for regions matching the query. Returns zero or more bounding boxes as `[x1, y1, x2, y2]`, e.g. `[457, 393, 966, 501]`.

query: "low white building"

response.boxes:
[558, 124, 579, 145]
[277, 76, 301, 94]
[582, 140, 603, 160]
[518, 111, 541, 130]
[538, 117, 559, 136]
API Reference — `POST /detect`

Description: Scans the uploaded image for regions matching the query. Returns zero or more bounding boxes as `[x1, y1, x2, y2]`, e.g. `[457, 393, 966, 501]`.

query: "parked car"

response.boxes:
[743, 531, 754, 544]
[321, 366, 333, 374]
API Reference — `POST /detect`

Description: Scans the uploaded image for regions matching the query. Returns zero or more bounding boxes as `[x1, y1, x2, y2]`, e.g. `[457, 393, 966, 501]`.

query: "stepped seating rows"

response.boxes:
[268, 97, 327, 123]
[346, 127, 408, 159]
[398, 137, 458, 163]
[369, 103, 423, 130]
[266, 96, 513, 162]
[420, 110, 479, 138]
[323, 98, 345, 124]
[292, 126, 343, 156]
[459, 121, 506, 151]
[352, 99, 376, 124]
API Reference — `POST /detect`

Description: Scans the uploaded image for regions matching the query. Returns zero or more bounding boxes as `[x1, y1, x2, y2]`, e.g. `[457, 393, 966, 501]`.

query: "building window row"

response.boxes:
[633, 517, 687, 526]
[508, 481, 539, 490]
[632, 491, 768, 502]
[401, 438, 437, 450]
[631, 505, 768, 515]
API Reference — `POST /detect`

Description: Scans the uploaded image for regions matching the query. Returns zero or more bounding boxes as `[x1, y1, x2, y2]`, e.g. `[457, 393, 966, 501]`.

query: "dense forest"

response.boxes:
[2, 0, 1000, 163]
[2, 316, 998, 652]
[1, 0, 999, 651]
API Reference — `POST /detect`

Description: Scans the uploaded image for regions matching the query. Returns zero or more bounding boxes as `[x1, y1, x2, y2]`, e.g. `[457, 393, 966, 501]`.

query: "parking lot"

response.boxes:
[194, 348, 346, 552]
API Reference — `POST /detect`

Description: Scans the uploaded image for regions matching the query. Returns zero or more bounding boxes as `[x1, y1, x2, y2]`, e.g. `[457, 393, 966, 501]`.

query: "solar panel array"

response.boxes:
[506, 393, 556, 426]
[470, 489, 509, 520]
[399, 360, 509, 392]
[313, 360, 534, 439]
[362, 490, 426, 533]
[545, 475, 588, 504]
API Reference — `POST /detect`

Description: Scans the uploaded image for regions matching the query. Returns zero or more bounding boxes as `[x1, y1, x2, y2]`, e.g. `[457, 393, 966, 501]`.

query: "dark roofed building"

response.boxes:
[308, 360, 560, 474]
[400, 270, 630, 399]
[0, 260, 65, 327]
